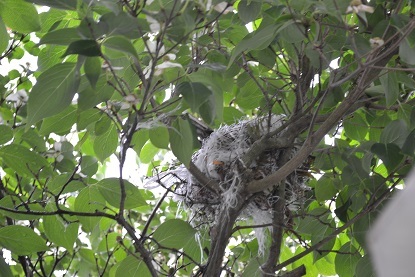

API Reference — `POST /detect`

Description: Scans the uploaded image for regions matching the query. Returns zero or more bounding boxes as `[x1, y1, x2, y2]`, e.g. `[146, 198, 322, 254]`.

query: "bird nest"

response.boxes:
[146, 115, 311, 231]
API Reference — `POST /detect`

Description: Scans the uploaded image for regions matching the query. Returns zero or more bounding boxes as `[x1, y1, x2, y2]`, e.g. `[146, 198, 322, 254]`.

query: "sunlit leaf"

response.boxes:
[139, 141, 158, 164]
[132, 129, 149, 156]
[0, 0, 40, 33]
[169, 118, 195, 166]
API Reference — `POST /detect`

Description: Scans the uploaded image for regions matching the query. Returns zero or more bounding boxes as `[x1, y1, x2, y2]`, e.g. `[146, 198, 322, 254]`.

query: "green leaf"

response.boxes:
[380, 119, 407, 147]
[84, 57, 102, 89]
[77, 109, 102, 130]
[97, 12, 143, 39]
[149, 126, 169, 149]
[63, 40, 101, 57]
[39, 28, 81, 45]
[131, 129, 149, 156]
[0, 0, 40, 33]
[103, 36, 139, 61]
[335, 242, 361, 277]
[399, 39, 415, 65]
[223, 107, 245, 124]
[77, 76, 115, 111]
[177, 82, 215, 124]
[169, 118, 195, 166]
[27, 63, 79, 126]
[371, 143, 404, 171]
[291, 246, 319, 276]
[402, 129, 415, 156]
[0, 144, 50, 177]
[47, 173, 84, 195]
[355, 255, 375, 277]
[43, 212, 79, 252]
[80, 155, 99, 176]
[93, 122, 118, 162]
[38, 8, 66, 32]
[0, 195, 44, 220]
[26, 0, 78, 10]
[380, 71, 399, 107]
[238, 0, 262, 23]
[0, 17, 8, 54]
[315, 252, 337, 276]
[343, 113, 368, 141]
[153, 219, 196, 249]
[19, 128, 47, 152]
[229, 23, 280, 65]
[115, 256, 151, 277]
[0, 254, 13, 277]
[315, 175, 338, 202]
[94, 178, 147, 209]
[235, 79, 263, 110]
[39, 105, 77, 136]
[139, 141, 159, 164]
[279, 20, 306, 43]
[74, 185, 106, 232]
[0, 226, 48, 255]
[37, 44, 66, 71]
[0, 125, 13, 145]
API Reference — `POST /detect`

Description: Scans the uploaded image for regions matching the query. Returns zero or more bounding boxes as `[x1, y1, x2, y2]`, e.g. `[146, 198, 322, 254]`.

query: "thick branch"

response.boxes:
[261, 182, 286, 276]
[204, 202, 243, 276]
[280, 265, 306, 277]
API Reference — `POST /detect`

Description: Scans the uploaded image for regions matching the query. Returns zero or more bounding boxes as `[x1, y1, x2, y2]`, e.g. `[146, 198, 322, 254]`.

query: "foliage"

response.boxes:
[0, 0, 414, 276]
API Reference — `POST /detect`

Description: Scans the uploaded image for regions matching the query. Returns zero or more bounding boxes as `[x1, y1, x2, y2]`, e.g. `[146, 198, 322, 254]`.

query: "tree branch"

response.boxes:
[246, 31, 401, 194]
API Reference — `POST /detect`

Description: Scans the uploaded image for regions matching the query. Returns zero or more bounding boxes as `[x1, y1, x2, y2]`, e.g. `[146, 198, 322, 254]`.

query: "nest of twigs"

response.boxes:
[147, 115, 311, 232]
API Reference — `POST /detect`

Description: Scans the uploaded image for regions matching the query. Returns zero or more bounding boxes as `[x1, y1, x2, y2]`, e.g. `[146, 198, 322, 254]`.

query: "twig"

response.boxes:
[186, 161, 221, 194]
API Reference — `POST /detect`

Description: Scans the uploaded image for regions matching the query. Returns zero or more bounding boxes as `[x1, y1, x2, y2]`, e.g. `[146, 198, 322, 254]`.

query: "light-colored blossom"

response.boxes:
[370, 37, 385, 48]
[346, 0, 374, 14]
[120, 94, 140, 110]
[5, 89, 28, 106]
[213, 2, 233, 14]
[146, 16, 161, 33]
